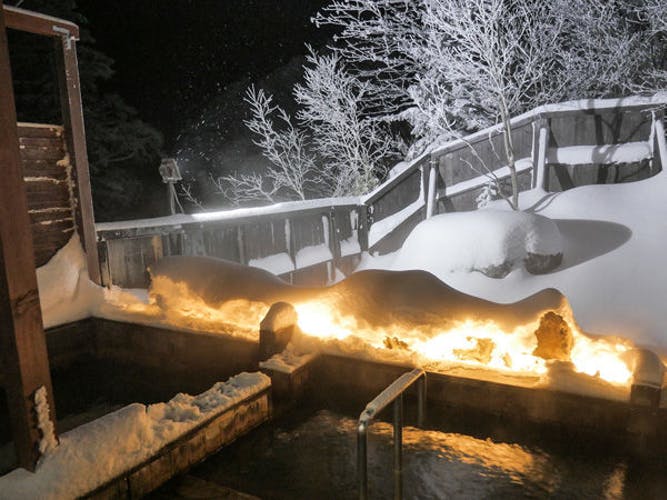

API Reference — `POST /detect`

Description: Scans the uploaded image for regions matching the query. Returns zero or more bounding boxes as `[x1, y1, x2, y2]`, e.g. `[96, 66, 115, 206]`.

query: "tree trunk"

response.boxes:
[499, 99, 519, 210]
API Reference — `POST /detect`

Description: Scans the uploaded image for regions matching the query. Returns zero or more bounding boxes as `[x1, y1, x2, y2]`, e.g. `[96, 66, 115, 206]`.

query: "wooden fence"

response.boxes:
[97, 96, 667, 289]
[18, 123, 78, 266]
[97, 200, 367, 288]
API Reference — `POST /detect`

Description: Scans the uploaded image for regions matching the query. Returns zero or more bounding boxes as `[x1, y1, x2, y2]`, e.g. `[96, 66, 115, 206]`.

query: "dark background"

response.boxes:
[76, 0, 331, 152]
[7, 0, 334, 219]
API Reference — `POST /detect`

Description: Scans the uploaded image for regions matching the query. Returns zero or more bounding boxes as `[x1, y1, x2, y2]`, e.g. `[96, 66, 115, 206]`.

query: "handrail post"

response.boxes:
[358, 421, 368, 500]
[357, 369, 426, 500]
[393, 395, 403, 500]
[417, 376, 426, 427]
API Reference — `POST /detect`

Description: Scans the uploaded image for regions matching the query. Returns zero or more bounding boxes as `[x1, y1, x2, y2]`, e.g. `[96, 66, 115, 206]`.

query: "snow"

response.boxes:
[366, 170, 667, 353]
[249, 252, 294, 275]
[259, 344, 317, 373]
[0, 372, 270, 500]
[340, 236, 361, 257]
[33, 387, 57, 456]
[36, 235, 104, 329]
[547, 142, 651, 165]
[96, 196, 360, 234]
[392, 210, 562, 274]
[368, 198, 425, 247]
[295, 244, 333, 268]
[428, 93, 667, 158]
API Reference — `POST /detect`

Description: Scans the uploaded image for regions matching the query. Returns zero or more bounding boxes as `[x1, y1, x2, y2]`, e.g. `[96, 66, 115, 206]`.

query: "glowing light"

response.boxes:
[294, 299, 633, 386]
[147, 275, 634, 387]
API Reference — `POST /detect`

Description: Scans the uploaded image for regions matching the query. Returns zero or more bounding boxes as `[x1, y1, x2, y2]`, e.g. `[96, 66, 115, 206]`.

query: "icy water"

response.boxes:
[160, 409, 667, 499]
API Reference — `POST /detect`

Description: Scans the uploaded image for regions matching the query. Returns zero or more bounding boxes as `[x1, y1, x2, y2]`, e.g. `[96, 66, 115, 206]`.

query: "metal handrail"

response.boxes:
[358, 368, 426, 500]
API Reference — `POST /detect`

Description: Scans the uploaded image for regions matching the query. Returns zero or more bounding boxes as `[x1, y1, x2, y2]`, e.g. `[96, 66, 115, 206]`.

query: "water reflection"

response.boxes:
[186, 410, 666, 499]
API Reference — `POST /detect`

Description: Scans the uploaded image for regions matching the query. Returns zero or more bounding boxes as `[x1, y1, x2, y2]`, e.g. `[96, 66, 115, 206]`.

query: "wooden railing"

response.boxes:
[96, 95, 667, 288]
[97, 198, 366, 288]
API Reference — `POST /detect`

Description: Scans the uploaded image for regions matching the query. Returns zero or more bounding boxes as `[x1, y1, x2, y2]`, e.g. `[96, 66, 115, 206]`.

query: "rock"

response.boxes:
[481, 261, 514, 279]
[533, 311, 573, 361]
[524, 252, 563, 274]
[454, 337, 495, 364]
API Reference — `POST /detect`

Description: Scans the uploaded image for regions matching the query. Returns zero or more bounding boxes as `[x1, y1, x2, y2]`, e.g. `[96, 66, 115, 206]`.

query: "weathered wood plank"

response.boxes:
[55, 33, 100, 284]
[21, 159, 69, 180]
[24, 180, 70, 208]
[17, 123, 63, 138]
[18, 126, 61, 140]
[3, 4, 79, 39]
[18, 143, 65, 161]
[0, 2, 56, 471]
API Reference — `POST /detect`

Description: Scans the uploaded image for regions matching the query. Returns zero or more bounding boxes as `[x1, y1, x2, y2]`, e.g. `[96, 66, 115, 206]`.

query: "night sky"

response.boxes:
[75, 0, 332, 151]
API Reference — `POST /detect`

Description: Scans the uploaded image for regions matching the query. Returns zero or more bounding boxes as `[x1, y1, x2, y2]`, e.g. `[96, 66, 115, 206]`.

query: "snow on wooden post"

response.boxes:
[0, 2, 58, 471]
[531, 117, 549, 190]
[425, 156, 439, 219]
[53, 23, 101, 285]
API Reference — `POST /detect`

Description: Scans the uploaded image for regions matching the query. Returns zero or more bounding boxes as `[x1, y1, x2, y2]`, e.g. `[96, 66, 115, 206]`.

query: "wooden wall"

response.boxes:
[18, 122, 76, 267]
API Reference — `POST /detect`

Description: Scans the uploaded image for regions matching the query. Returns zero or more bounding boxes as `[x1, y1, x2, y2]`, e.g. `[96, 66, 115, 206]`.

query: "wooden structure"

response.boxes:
[0, 3, 99, 471]
[97, 199, 366, 288]
[99, 96, 667, 289]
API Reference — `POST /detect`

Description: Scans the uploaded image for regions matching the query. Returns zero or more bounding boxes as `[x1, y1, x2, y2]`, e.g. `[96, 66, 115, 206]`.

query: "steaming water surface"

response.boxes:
[160, 409, 666, 499]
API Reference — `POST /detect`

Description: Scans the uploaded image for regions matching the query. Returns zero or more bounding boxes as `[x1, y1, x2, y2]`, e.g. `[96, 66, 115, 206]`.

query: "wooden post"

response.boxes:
[54, 32, 101, 284]
[531, 117, 549, 190]
[328, 209, 342, 274]
[356, 205, 369, 253]
[0, 2, 57, 471]
[425, 156, 439, 219]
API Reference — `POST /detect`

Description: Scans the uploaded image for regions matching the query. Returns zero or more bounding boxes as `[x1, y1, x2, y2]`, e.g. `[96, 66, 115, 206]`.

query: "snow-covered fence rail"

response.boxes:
[96, 198, 367, 288]
[363, 95, 666, 254]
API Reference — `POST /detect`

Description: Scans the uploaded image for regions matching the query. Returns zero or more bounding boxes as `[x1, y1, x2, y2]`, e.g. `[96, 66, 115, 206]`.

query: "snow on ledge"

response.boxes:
[96, 196, 360, 234]
[547, 142, 652, 165]
[0, 372, 270, 500]
[249, 252, 295, 276]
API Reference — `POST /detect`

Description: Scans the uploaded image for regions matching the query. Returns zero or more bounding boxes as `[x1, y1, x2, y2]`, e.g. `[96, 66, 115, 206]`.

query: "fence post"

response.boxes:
[425, 156, 439, 219]
[328, 208, 342, 273]
[357, 204, 369, 253]
[531, 117, 549, 190]
[236, 225, 246, 265]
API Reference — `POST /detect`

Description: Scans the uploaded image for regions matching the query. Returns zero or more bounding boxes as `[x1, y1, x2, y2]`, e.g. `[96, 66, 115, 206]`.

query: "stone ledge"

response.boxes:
[85, 388, 270, 500]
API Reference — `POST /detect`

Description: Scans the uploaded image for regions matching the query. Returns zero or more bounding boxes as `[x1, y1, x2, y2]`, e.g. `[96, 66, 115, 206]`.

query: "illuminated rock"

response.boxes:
[532, 311, 573, 361]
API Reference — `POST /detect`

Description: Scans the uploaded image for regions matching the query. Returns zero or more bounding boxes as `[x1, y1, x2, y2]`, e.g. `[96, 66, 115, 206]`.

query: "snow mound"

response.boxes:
[36, 235, 103, 329]
[149, 255, 567, 334]
[392, 210, 562, 277]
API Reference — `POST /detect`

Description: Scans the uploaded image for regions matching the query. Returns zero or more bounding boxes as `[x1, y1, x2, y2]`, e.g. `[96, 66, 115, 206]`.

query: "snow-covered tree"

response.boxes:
[295, 51, 396, 195]
[222, 54, 398, 204]
[315, 0, 665, 210]
[219, 86, 319, 204]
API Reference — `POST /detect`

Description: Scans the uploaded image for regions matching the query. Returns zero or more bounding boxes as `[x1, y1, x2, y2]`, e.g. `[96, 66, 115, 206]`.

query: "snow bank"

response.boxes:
[0, 372, 270, 500]
[392, 210, 562, 275]
[365, 171, 667, 353]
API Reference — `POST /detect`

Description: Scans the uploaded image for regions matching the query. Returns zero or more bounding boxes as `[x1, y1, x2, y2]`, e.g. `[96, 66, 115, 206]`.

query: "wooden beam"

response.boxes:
[0, 1, 57, 472]
[3, 4, 79, 39]
[54, 35, 101, 284]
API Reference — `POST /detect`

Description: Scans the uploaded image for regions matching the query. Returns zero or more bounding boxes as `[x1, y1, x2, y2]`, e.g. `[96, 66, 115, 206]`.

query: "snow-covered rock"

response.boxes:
[392, 209, 562, 278]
